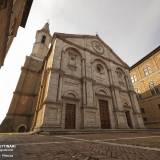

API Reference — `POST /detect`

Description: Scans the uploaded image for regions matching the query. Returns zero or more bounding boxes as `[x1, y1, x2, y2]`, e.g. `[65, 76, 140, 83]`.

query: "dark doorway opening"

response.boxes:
[18, 125, 26, 132]
[65, 103, 76, 129]
[125, 111, 133, 128]
[99, 100, 111, 129]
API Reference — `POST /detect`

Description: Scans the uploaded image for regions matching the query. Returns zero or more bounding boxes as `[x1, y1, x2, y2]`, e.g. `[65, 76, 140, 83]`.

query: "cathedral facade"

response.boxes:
[0, 24, 144, 133]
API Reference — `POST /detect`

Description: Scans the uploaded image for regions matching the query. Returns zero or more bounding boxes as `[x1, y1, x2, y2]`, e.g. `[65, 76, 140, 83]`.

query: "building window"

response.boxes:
[140, 108, 145, 113]
[144, 66, 152, 76]
[96, 64, 104, 74]
[131, 75, 137, 83]
[69, 54, 76, 66]
[41, 35, 46, 44]
[143, 117, 147, 122]
[68, 50, 77, 68]
[149, 81, 159, 96]
[67, 48, 81, 70]
[135, 88, 142, 99]
[117, 68, 126, 87]
[158, 104, 160, 109]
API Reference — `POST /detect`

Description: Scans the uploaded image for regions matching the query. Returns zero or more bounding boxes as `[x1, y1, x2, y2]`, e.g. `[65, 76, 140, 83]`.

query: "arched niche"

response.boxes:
[62, 90, 80, 101]
[62, 47, 83, 77]
[91, 58, 108, 70]
[116, 67, 127, 88]
[16, 124, 27, 133]
[95, 87, 111, 98]
[64, 47, 83, 58]
[91, 58, 109, 84]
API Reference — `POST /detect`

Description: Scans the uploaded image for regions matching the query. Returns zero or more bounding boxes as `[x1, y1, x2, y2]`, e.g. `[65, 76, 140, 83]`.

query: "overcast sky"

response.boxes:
[0, 0, 160, 123]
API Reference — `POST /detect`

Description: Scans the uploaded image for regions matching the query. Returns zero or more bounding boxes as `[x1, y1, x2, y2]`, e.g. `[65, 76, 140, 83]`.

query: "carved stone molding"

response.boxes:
[91, 40, 104, 54]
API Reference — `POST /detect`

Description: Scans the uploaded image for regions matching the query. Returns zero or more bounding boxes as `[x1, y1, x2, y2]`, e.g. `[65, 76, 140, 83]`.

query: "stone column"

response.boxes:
[57, 73, 63, 101]
[129, 91, 140, 113]
[82, 58, 87, 106]
[108, 69, 127, 128]
[129, 91, 145, 128]
[57, 50, 65, 101]
[108, 69, 118, 109]
[108, 69, 116, 107]
[124, 75, 132, 90]
[108, 69, 118, 128]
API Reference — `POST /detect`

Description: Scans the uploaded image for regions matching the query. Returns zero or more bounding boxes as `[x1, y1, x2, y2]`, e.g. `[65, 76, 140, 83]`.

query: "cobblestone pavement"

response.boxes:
[0, 132, 160, 160]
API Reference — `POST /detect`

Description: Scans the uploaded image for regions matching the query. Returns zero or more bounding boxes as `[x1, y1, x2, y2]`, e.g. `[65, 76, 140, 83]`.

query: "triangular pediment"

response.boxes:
[54, 32, 128, 68]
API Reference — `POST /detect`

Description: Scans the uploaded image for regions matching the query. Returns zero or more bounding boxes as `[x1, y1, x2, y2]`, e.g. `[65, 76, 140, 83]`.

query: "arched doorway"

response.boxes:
[63, 91, 79, 129]
[17, 124, 27, 132]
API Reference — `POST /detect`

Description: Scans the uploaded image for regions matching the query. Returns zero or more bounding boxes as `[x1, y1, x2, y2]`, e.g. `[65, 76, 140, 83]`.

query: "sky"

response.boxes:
[0, 0, 160, 123]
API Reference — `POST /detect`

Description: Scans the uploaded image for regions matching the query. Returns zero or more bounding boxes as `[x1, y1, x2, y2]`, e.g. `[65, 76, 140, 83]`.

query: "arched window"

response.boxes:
[66, 48, 81, 68]
[117, 68, 126, 87]
[69, 53, 77, 66]
[135, 88, 142, 99]
[131, 74, 137, 83]
[144, 66, 152, 76]
[96, 64, 104, 74]
[41, 35, 46, 44]
[149, 81, 159, 96]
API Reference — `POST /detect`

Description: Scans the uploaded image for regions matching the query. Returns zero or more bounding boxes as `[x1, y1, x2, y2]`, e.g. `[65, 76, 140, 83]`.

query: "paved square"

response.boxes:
[0, 131, 160, 160]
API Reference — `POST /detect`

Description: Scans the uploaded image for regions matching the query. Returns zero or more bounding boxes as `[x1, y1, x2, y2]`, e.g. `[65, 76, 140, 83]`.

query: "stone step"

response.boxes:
[37, 129, 160, 135]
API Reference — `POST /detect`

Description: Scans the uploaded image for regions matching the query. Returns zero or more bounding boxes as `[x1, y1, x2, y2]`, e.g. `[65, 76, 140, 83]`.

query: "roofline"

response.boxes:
[20, 0, 33, 27]
[96, 35, 129, 68]
[52, 32, 129, 68]
[130, 45, 160, 70]
[53, 32, 98, 38]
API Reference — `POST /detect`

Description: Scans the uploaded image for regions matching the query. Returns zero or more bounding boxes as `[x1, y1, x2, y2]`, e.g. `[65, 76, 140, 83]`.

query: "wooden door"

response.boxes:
[99, 100, 110, 129]
[125, 111, 132, 128]
[65, 103, 76, 129]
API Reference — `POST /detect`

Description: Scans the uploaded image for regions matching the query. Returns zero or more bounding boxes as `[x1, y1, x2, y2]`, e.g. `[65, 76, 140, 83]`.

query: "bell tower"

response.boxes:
[0, 23, 52, 133]
[31, 22, 52, 59]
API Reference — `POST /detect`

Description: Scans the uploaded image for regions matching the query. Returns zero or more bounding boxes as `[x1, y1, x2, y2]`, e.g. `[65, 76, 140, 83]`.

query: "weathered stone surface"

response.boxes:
[33, 32, 144, 132]
[0, 24, 144, 133]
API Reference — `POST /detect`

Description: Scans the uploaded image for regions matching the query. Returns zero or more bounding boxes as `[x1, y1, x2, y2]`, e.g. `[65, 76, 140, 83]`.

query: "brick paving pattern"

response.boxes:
[0, 132, 160, 160]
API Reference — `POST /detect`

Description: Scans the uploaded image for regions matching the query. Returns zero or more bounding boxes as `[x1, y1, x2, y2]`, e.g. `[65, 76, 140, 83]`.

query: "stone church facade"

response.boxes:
[0, 23, 144, 133]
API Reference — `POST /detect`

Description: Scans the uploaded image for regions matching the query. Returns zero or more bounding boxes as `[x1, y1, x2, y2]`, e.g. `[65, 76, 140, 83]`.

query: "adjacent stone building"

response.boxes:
[130, 46, 160, 128]
[0, 24, 144, 133]
[0, 0, 33, 68]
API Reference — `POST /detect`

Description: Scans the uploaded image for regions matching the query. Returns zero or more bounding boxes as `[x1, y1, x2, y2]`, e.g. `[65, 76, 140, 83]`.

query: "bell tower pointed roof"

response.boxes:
[41, 22, 50, 33]
[31, 22, 52, 59]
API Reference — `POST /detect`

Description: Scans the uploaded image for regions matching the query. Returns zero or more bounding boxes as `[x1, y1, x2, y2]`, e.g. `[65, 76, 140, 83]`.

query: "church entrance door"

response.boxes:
[99, 100, 110, 129]
[125, 111, 132, 128]
[65, 103, 76, 129]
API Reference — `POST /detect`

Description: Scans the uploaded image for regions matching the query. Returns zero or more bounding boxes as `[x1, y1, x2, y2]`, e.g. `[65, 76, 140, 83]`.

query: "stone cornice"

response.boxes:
[14, 91, 37, 97]
[43, 100, 62, 105]
[93, 81, 110, 88]
[62, 96, 80, 101]
[95, 93, 112, 99]
[7, 113, 33, 117]
[21, 66, 41, 74]
[51, 67, 134, 94]
[83, 106, 98, 110]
